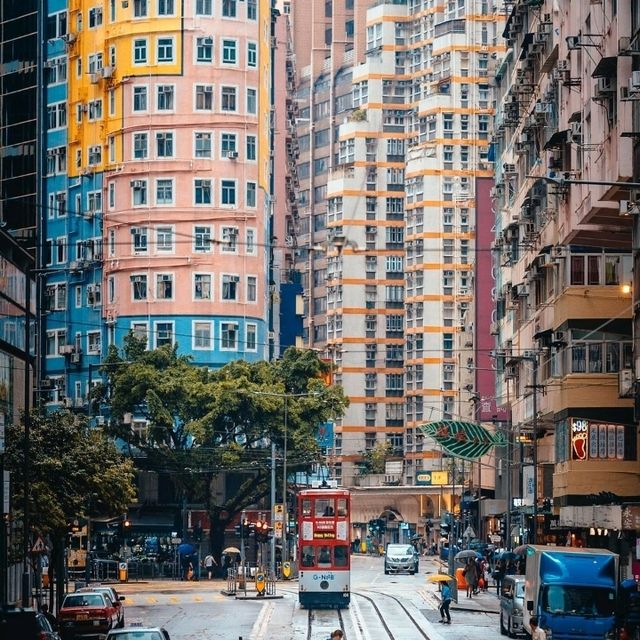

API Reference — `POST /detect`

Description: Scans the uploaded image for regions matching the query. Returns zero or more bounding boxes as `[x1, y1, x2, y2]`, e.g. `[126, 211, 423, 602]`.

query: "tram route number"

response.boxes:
[313, 532, 336, 539]
[312, 573, 335, 581]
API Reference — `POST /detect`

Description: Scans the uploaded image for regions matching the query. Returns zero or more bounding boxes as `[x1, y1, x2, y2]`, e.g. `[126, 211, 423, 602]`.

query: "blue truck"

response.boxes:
[523, 545, 618, 640]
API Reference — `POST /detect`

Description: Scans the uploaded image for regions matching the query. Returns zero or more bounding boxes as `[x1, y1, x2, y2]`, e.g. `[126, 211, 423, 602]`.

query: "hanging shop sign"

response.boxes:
[419, 420, 506, 460]
[570, 418, 624, 461]
[415, 471, 449, 486]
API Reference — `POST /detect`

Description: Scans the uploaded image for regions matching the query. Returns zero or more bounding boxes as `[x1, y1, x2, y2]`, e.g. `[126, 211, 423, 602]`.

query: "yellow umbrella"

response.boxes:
[427, 573, 455, 583]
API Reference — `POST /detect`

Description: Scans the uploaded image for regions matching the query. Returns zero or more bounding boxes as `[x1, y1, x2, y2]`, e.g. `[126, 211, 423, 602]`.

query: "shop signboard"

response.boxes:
[416, 471, 449, 486]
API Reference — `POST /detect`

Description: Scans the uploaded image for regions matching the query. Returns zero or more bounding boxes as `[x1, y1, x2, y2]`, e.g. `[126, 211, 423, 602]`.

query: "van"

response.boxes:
[500, 575, 525, 637]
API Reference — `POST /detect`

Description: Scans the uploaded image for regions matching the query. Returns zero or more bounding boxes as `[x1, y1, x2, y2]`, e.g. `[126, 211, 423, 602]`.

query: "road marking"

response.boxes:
[125, 598, 136, 606]
[169, 596, 179, 604]
[194, 595, 203, 602]
[347, 599, 365, 640]
[146, 596, 158, 604]
[250, 601, 275, 640]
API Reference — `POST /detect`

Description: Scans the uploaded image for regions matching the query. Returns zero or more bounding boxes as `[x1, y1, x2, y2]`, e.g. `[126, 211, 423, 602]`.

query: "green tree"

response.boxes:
[5, 410, 136, 609]
[358, 442, 392, 475]
[99, 343, 348, 561]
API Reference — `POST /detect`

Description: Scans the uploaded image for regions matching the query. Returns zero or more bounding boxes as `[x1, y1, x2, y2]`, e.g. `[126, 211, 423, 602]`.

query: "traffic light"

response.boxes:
[254, 521, 273, 543]
[499, 518, 506, 538]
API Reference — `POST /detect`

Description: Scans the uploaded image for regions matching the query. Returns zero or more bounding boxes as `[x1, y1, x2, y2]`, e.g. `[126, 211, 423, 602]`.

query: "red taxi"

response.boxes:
[58, 592, 118, 639]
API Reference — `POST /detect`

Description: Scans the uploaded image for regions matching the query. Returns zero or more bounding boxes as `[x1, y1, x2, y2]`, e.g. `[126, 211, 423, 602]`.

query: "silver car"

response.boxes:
[384, 543, 419, 575]
[500, 575, 526, 637]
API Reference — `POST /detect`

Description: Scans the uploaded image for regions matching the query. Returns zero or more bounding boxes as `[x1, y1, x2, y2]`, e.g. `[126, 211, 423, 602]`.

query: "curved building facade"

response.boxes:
[43, 0, 272, 406]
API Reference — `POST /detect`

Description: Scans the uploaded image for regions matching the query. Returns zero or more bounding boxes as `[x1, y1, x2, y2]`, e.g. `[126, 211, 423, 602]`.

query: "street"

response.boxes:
[115, 555, 503, 639]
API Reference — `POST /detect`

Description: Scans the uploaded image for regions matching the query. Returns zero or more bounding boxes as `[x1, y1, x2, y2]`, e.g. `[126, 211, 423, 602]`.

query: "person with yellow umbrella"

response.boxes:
[427, 574, 454, 624]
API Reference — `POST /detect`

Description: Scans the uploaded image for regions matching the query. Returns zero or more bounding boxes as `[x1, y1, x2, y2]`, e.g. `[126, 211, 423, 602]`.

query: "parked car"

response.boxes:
[500, 574, 526, 637]
[106, 627, 171, 640]
[58, 592, 118, 639]
[0, 608, 60, 639]
[384, 543, 419, 575]
[77, 586, 125, 628]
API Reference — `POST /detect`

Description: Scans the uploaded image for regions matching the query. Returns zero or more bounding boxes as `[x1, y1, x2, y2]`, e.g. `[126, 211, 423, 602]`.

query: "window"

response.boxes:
[196, 85, 213, 110]
[247, 0, 256, 19]
[194, 132, 212, 158]
[221, 322, 238, 350]
[45, 283, 67, 311]
[246, 88, 257, 114]
[246, 324, 257, 351]
[47, 103, 67, 130]
[222, 39, 237, 64]
[155, 322, 173, 347]
[247, 275, 257, 302]
[155, 179, 173, 204]
[222, 274, 240, 300]
[193, 322, 212, 349]
[133, 38, 147, 64]
[246, 181, 256, 207]
[88, 7, 103, 27]
[222, 226, 238, 252]
[221, 180, 236, 205]
[45, 329, 67, 356]
[157, 85, 174, 110]
[132, 226, 148, 253]
[246, 228, 256, 254]
[156, 226, 173, 252]
[156, 131, 174, 157]
[133, 0, 148, 17]
[155, 273, 173, 299]
[196, 0, 212, 14]
[46, 11, 67, 39]
[221, 86, 237, 111]
[133, 86, 148, 111]
[158, 0, 174, 15]
[247, 42, 257, 67]
[131, 274, 148, 300]
[88, 145, 102, 165]
[45, 57, 67, 85]
[195, 179, 212, 204]
[246, 135, 256, 160]
[194, 226, 212, 252]
[131, 322, 149, 347]
[157, 37, 174, 62]
[222, 0, 236, 17]
[196, 37, 213, 62]
[133, 132, 148, 159]
[87, 331, 101, 354]
[132, 179, 147, 205]
[194, 274, 212, 299]
[221, 133, 237, 157]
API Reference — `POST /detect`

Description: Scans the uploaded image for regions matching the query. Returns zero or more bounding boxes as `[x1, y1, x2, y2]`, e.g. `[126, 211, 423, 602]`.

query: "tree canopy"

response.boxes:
[5, 410, 137, 537]
[97, 341, 349, 556]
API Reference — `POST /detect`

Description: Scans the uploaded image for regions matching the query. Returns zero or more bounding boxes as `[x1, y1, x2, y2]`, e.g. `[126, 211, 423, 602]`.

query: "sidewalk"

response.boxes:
[423, 556, 500, 615]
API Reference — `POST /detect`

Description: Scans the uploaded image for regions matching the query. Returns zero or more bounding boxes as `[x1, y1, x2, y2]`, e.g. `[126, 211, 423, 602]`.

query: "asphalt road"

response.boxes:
[116, 555, 503, 639]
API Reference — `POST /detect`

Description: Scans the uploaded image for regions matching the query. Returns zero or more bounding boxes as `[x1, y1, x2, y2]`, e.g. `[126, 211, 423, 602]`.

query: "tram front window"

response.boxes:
[302, 499, 312, 516]
[318, 546, 332, 567]
[316, 499, 335, 517]
[301, 545, 315, 567]
[337, 499, 347, 517]
[334, 545, 349, 567]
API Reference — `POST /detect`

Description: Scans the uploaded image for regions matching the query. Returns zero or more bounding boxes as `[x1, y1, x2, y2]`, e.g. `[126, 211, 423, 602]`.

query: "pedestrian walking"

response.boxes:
[463, 558, 478, 598]
[330, 630, 344, 639]
[439, 582, 452, 624]
[494, 558, 506, 595]
[530, 616, 547, 640]
[204, 553, 217, 580]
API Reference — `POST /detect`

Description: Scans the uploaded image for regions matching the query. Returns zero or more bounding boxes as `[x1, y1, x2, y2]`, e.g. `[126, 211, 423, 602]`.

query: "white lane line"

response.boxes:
[348, 595, 368, 640]
[250, 601, 275, 640]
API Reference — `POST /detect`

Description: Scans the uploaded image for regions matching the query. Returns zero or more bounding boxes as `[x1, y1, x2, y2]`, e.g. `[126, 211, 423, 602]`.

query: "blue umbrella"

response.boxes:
[178, 543, 196, 556]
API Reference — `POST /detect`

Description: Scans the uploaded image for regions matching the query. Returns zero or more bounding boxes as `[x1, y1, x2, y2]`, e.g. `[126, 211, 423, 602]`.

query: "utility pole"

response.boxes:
[532, 355, 538, 544]
[22, 270, 31, 607]
[270, 442, 276, 576]
[282, 396, 288, 564]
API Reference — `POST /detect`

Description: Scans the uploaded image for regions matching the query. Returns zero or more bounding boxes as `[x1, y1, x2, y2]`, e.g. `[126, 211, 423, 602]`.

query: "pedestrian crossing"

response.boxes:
[124, 593, 228, 607]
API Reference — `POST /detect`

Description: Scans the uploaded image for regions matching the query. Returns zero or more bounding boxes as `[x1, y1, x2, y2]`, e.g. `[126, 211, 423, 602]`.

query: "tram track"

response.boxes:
[352, 589, 430, 640]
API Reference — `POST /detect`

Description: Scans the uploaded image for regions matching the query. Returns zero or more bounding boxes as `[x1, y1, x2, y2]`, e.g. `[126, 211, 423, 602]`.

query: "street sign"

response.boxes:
[0, 413, 5, 453]
[463, 526, 475, 539]
[416, 471, 449, 486]
[274, 504, 284, 521]
[274, 521, 283, 539]
[32, 536, 48, 554]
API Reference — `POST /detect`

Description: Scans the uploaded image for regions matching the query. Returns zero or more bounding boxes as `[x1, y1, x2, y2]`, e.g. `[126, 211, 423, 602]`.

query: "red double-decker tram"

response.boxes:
[297, 488, 351, 608]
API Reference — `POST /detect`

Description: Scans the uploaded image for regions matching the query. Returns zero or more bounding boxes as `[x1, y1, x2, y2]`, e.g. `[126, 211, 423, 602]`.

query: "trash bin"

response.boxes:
[118, 562, 128, 583]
